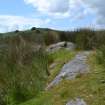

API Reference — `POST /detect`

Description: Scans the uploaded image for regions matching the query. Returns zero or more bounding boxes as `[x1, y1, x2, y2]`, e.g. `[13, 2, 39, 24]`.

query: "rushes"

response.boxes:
[0, 35, 50, 105]
[96, 45, 105, 65]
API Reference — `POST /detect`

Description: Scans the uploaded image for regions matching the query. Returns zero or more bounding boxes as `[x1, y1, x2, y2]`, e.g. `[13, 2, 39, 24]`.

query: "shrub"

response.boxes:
[31, 27, 36, 31]
[75, 29, 96, 50]
[96, 45, 105, 65]
[36, 30, 40, 33]
[44, 31, 60, 45]
[14, 30, 19, 33]
[59, 31, 68, 41]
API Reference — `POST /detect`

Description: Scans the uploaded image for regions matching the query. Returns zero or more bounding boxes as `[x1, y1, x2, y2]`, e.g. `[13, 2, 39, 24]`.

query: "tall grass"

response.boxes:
[0, 35, 50, 105]
[0, 28, 105, 105]
[96, 45, 105, 65]
[44, 30, 60, 45]
[59, 29, 105, 50]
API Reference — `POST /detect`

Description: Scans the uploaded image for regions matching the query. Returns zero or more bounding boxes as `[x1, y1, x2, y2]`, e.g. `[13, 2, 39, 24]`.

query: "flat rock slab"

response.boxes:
[46, 51, 90, 89]
[66, 98, 87, 105]
[46, 41, 76, 53]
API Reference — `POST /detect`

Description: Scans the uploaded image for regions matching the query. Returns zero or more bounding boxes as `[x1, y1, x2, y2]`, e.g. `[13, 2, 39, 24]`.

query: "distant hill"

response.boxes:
[0, 27, 105, 49]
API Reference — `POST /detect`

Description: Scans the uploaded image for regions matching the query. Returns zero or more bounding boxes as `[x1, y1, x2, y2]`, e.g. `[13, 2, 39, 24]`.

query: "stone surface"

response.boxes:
[46, 41, 76, 53]
[66, 98, 87, 105]
[46, 51, 90, 89]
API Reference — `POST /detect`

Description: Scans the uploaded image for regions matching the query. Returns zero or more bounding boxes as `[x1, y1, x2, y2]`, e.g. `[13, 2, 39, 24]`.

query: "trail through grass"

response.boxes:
[19, 52, 105, 105]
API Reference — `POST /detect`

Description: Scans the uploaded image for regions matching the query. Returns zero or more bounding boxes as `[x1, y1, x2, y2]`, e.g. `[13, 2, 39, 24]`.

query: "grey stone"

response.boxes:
[46, 42, 76, 53]
[66, 98, 87, 105]
[46, 51, 90, 90]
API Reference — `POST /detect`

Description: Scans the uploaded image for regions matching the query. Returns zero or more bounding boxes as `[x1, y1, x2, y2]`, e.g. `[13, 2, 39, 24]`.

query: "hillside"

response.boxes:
[18, 49, 105, 105]
[0, 28, 105, 105]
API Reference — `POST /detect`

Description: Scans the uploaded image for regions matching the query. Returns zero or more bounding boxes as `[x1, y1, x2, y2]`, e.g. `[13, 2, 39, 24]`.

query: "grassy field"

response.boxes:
[18, 52, 105, 105]
[18, 49, 76, 105]
[1, 28, 105, 105]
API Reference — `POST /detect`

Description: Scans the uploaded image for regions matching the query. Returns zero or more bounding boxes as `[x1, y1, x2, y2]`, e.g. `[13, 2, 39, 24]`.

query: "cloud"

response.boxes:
[24, 0, 70, 13]
[80, 0, 105, 25]
[1, 0, 105, 32]
[24, 0, 105, 26]
[24, 0, 89, 19]
[0, 15, 50, 32]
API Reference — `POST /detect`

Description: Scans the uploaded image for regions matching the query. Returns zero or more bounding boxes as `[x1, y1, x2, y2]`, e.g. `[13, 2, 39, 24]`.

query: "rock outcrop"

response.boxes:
[46, 41, 76, 53]
[46, 51, 90, 90]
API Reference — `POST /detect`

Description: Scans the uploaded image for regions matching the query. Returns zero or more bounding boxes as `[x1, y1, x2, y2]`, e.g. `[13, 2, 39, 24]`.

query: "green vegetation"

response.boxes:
[0, 34, 50, 105]
[19, 52, 105, 105]
[59, 29, 105, 50]
[47, 49, 75, 83]
[0, 27, 105, 105]
[1, 28, 105, 49]
[95, 45, 105, 65]
[44, 30, 60, 45]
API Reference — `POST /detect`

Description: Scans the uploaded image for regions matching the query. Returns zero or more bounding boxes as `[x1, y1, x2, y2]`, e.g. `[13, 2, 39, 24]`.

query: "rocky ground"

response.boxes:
[47, 51, 90, 89]
[46, 51, 91, 105]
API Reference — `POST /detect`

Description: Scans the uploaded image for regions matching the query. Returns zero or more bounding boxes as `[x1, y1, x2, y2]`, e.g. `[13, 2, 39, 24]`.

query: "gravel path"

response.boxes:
[46, 51, 90, 89]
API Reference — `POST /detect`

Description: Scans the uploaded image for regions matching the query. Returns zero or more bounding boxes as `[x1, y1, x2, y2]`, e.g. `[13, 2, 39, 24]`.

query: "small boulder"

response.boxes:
[66, 98, 87, 105]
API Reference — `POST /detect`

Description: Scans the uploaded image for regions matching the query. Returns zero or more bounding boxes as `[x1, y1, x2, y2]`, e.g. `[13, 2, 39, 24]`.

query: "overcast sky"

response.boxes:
[0, 0, 105, 32]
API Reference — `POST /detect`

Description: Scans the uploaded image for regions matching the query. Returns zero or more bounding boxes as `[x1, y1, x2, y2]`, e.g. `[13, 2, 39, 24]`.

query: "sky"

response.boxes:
[0, 0, 105, 32]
